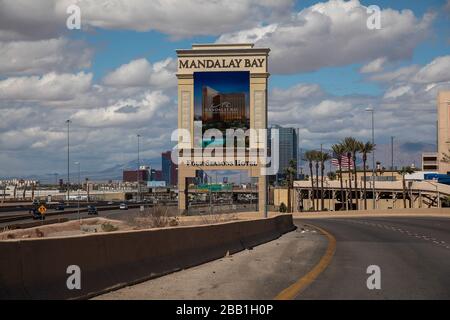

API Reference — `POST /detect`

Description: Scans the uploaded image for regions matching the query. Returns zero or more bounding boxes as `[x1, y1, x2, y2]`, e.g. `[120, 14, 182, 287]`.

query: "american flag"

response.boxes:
[331, 155, 354, 169]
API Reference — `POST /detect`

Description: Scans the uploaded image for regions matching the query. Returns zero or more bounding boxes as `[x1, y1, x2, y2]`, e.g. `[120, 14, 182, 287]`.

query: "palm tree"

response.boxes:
[398, 166, 415, 208]
[284, 159, 297, 213]
[314, 152, 321, 210]
[342, 137, 360, 210]
[319, 151, 331, 211]
[331, 143, 346, 210]
[304, 151, 317, 211]
[359, 141, 376, 210]
[341, 141, 352, 210]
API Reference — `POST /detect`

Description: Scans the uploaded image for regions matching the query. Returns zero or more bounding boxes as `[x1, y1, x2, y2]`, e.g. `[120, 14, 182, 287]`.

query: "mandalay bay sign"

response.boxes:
[176, 44, 273, 213]
[179, 58, 266, 70]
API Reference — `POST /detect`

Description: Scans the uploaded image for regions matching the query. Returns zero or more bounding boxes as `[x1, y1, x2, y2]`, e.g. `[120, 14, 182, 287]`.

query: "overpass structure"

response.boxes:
[290, 180, 450, 211]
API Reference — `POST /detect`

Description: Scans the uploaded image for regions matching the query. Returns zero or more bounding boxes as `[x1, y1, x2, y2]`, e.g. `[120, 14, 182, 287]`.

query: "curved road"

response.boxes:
[97, 216, 450, 300]
[298, 217, 450, 299]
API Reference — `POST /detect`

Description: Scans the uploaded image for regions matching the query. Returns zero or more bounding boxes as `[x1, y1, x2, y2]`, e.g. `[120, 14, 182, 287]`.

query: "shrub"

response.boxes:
[101, 222, 118, 232]
[279, 202, 287, 213]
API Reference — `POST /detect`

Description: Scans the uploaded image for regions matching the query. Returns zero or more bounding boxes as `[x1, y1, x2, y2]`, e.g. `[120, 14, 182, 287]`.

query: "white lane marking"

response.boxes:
[349, 220, 450, 250]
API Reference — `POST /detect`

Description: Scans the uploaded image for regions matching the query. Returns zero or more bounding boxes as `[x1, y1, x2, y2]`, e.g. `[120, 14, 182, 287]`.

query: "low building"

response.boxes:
[422, 153, 439, 171]
[122, 170, 149, 183]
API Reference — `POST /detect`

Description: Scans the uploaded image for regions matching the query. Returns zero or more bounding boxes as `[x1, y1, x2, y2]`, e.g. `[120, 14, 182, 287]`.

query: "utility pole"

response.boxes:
[66, 119, 71, 203]
[391, 136, 394, 178]
[366, 108, 376, 209]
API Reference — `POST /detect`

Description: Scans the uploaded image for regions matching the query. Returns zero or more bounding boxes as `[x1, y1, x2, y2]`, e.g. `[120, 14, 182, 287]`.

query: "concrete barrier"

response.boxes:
[293, 208, 450, 219]
[0, 214, 295, 299]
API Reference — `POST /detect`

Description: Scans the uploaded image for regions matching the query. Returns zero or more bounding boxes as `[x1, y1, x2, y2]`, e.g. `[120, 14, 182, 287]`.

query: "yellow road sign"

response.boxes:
[38, 205, 46, 215]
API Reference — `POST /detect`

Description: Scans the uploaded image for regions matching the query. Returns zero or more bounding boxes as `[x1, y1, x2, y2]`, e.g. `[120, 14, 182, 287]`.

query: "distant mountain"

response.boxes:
[1, 157, 161, 184]
[375, 142, 436, 170]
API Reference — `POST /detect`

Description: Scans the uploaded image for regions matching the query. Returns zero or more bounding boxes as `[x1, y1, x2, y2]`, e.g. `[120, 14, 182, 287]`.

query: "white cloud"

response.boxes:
[103, 58, 176, 89]
[265, 53, 450, 152]
[71, 90, 171, 127]
[0, 72, 92, 101]
[310, 100, 353, 117]
[413, 55, 450, 84]
[369, 65, 420, 83]
[0, 37, 92, 75]
[218, 0, 433, 74]
[360, 57, 387, 73]
[383, 85, 412, 99]
[368, 55, 450, 86]
[0, 0, 293, 41]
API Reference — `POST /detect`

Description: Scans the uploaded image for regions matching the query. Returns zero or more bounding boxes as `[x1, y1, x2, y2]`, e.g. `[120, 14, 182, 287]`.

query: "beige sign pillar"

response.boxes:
[176, 43, 270, 215]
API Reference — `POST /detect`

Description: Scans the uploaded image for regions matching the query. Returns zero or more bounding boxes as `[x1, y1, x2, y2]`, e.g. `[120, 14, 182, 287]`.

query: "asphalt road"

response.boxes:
[298, 217, 450, 300]
[96, 217, 450, 300]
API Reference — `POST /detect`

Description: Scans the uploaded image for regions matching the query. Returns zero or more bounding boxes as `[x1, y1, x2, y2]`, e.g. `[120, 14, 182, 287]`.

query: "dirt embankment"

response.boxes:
[0, 211, 245, 240]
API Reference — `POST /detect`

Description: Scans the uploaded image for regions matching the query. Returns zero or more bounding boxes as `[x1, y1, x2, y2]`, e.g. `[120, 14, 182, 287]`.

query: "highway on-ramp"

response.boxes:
[96, 216, 450, 300]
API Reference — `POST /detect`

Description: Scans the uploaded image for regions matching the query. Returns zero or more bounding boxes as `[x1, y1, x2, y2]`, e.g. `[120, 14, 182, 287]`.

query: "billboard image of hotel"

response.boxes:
[201, 86, 246, 124]
[194, 71, 250, 147]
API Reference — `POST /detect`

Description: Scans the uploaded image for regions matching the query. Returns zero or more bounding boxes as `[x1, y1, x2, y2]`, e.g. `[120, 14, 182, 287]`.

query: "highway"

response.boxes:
[0, 203, 254, 229]
[0, 206, 146, 229]
[96, 217, 450, 300]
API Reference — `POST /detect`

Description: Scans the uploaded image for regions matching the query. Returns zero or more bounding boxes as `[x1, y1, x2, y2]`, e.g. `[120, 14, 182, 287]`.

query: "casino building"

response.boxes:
[202, 86, 246, 122]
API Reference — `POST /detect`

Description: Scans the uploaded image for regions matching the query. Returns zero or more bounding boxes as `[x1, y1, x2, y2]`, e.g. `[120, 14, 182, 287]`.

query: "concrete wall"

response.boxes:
[438, 91, 450, 174]
[273, 188, 296, 209]
[0, 214, 295, 300]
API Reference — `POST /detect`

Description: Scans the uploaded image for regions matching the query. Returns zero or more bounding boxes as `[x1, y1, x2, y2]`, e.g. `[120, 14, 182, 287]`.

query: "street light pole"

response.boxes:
[365, 108, 376, 209]
[74, 161, 80, 223]
[137, 134, 141, 202]
[66, 119, 71, 203]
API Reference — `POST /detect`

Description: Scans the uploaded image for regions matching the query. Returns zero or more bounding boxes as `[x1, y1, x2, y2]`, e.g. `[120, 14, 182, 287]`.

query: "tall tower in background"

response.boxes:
[422, 91, 450, 173]
[268, 125, 298, 182]
[162, 151, 178, 186]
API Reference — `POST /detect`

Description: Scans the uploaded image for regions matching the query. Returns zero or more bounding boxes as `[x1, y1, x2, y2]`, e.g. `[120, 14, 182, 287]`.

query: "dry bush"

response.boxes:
[35, 228, 44, 238]
[131, 205, 179, 229]
[101, 222, 118, 232]
[200, 212, 237, 225]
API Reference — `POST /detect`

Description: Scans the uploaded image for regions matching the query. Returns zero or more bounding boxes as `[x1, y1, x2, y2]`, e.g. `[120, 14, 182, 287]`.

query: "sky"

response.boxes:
[0, 0, 450, 177]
